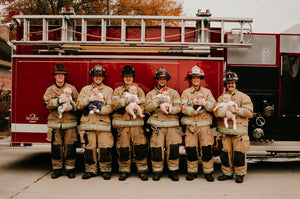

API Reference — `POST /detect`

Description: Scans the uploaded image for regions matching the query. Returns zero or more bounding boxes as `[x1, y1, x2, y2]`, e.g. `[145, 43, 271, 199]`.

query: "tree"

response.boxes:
[0, 85, 11, 133]
[113, 0, 183, 25]
[0, 0, 183, 24]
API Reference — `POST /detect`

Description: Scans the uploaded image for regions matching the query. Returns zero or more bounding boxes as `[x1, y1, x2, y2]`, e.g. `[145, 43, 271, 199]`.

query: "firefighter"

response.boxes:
[214, 71, 253, 183]
[43, 62, 78, 179]
[76, 65, 114, 180]
[145, 67, 182, 181]
[181, 66, 216, 182]
[112, 65, 148, 181]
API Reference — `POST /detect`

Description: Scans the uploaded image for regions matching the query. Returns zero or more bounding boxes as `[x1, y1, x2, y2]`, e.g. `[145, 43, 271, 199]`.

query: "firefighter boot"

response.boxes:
[235, 175, 244, 183]
[217, 174, 233, 181]
[102, 172, 111, 180]
[204, 173, 214, 182]
[119, 172, 129, 181]
[51, 169, 62, 179]
[186, 173, 197, 181]
[168, 171, 179, 181]
[82, 172, 97, 180]
[66, 169, 75, 179]
[152, 172, 162, 181]
[138, 172, 149, 181]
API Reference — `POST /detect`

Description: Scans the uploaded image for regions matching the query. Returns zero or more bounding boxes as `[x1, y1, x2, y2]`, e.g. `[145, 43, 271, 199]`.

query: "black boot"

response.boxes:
[138, 172, 149, 181]
[186, 173, 197, 181]
[119, 172, 129, 181]
[102, 172, 111, 180]
[204, 173, 214, 182]
[168, 171, 179, 181]
[82, 172, 97, 180]
[217, 174, 233, 181]
[66, 169, 75, 179]
[51, 169, 62, 179]
[152, 172, 162, 181]
[235, 175, 244, 183]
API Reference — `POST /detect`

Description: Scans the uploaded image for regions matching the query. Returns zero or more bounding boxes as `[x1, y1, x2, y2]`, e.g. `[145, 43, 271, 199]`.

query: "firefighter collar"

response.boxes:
[92, 82, 105, 90]
[155, 86, 167, 94]
[190, 86, 202, 93]
[123, 83, 139, 92]
[55, 82, 65, 89]
[227, 89, 237, 96]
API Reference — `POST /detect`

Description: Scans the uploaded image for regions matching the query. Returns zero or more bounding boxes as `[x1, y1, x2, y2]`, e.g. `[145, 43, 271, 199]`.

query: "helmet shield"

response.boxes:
[53, 62, 68, 75]
[121, 65, 136, 78]
[154, 67, 171, 80]
[89, 65, 107, 76]
[187, 66, 204, 79]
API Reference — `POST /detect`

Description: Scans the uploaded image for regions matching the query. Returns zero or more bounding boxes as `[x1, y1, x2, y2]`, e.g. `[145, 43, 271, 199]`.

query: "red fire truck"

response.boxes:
[10, 10, 300, 159]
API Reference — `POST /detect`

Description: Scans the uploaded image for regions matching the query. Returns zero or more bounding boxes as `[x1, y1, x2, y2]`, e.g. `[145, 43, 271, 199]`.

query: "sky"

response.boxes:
[182, 0, 300, 33]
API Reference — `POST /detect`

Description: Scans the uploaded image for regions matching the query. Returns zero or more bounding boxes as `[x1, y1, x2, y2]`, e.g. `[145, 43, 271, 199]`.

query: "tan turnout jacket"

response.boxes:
[43, 83, 78, 129]
[112, 83, 145, 127]
[181, 87, 216, 127]
[214, 90, 253, 135]
[145, 87, 181, 127]
[76, 83, 113, 131]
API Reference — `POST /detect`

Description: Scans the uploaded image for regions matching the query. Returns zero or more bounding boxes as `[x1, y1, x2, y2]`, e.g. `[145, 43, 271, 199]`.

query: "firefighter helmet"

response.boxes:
[52, 62, 68, 75]
[89, 65, 107, 76]
[223, 71, 239, 83]
[121, 65, 136, 78]
[154, 67, 171, 80]
[187, 66, 205, 79]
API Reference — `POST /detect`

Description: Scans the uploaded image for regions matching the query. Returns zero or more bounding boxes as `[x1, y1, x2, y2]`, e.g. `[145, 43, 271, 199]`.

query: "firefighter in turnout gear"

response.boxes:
[112, 65, 149, 181]
[76, 65, 114, 180]
[145, 67, 182, 181]
[44, 62, 79, 179]
[214, 71, 253, 183]
[181, 66, 216, 182]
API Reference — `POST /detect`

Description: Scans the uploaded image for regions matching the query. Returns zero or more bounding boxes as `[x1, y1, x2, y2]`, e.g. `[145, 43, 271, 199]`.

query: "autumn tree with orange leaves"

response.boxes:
[0, 0, 183, 24]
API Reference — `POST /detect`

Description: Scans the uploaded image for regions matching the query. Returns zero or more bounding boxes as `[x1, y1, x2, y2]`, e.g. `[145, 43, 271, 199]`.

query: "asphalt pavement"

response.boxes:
[1, 136, 300, 199]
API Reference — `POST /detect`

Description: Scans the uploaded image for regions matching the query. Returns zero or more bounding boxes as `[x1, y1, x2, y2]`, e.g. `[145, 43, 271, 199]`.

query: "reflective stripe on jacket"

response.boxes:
[43, 83, 78, 129]
[77, 83, 113, 131]
[112, 83, 145, 127]
[181, 87, 216, 126]
[145, 87, 181, 127]
[214, 90, 253, 135]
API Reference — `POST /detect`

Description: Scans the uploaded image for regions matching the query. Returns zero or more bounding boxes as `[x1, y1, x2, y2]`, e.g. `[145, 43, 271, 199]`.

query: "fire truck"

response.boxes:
[10, 10, 300, 159]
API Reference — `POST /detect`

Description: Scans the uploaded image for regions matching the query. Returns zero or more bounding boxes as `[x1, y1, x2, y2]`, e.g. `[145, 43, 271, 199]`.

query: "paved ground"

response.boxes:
[1, 137, 300, 199]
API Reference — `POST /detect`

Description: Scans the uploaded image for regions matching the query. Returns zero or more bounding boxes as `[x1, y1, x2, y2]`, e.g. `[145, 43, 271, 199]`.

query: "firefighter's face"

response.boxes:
[93, 75, 104, 85]
[123, 75, 134, 85]
[55, 73, 65, 84]
[226, 81, 236, 92]
[191, 76, 202, 87]
[156, 78, 167, 88]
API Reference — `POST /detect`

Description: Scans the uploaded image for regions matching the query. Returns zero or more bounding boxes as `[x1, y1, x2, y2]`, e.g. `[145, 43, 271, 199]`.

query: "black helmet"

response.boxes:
[121, 65, 136, 78]
[223, 71, 239, 84]
[154, 67, 171, 80]
[89, 65, 107, 76]
[53, 62, 68, 75]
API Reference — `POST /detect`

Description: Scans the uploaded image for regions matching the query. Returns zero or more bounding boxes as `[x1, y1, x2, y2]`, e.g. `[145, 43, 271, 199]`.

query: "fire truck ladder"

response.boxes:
[12, 14, 253, 55]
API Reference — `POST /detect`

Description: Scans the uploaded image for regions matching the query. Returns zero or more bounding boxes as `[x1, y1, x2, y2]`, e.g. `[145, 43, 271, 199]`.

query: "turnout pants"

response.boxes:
[50, 128, 78, 170]
[116, 126, 148, 173]
[185, 125, 214, 174]
[84, 131, 114, 174]
[150, 127, 182, 173]
[217, 133, 250, 176]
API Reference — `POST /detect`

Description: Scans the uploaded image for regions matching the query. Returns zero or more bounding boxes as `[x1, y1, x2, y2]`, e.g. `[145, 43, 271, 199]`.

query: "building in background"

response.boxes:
[0, 24, 12, 91]
[0, 24, 12, 137]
